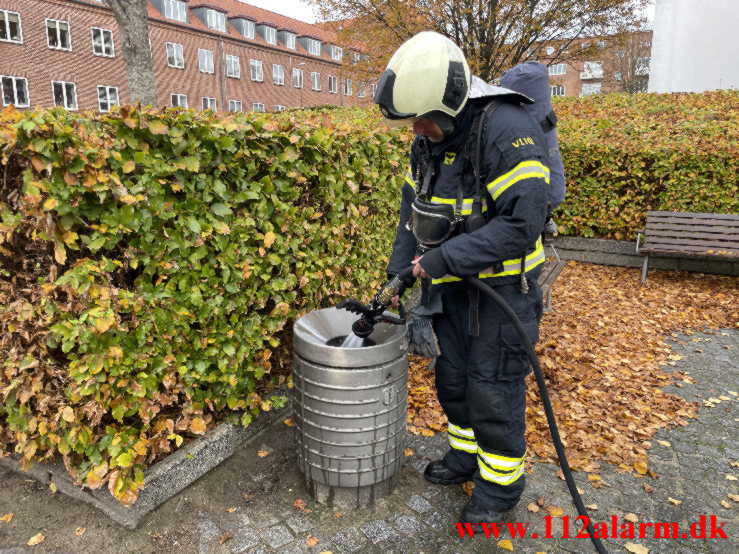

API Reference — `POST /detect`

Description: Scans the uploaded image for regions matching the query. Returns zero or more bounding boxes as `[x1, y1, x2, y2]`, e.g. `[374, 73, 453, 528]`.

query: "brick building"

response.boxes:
[0, 0, 376, 112]
[537, 31, 653, 98]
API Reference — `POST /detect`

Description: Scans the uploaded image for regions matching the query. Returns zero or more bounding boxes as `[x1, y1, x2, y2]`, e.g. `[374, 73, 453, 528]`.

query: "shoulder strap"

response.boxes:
[540, 109, 558, 133]
[468, 99, 503, 207]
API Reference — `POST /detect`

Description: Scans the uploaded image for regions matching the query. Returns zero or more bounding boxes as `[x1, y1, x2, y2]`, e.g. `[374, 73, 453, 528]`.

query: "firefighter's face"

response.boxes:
[412, 118, 444, 142]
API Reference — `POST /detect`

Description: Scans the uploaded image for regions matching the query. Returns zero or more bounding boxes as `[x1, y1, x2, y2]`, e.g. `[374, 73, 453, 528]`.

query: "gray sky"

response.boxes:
[239, 0, 317, 23]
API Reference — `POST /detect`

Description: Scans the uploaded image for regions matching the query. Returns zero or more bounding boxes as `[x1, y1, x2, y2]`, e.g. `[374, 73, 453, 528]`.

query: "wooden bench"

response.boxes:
[636, 211, 739, 282]
[538, 258, 567, 312]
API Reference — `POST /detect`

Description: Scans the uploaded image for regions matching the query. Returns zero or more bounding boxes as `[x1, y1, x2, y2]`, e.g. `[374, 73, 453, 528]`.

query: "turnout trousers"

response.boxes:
[433, 277, 543, 512]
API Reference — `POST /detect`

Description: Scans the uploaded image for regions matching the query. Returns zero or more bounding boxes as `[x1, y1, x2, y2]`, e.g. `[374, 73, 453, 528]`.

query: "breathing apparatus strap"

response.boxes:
[466, 99, 502, 336]
[416, 136, 435, 199]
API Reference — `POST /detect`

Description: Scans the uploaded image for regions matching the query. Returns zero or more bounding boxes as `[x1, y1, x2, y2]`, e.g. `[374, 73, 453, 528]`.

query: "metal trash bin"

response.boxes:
[292, 306, 409, 509]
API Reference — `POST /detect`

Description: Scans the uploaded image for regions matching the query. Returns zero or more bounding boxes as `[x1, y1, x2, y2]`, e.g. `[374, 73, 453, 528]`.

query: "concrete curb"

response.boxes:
[0, 398, 290, 529]
[550, 235, 739, 276]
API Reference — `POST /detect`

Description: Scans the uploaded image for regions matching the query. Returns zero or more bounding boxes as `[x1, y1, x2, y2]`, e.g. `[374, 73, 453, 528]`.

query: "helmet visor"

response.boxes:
[375, 69, 417, 120]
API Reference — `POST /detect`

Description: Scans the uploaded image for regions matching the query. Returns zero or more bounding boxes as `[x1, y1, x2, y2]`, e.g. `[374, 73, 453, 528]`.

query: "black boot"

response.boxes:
[460, 496, 505, 524]
[423, 460, 473, 485]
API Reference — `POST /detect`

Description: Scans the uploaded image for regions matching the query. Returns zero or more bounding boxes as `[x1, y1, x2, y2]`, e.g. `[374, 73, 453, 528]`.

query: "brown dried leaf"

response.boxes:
[728, 494, 739, 502]
[1, 513, 13, 522]
[634, 461, 649, 475]
[536, 496, 546, 507]
[306, 534, 319, 547]
[75, 527, 86, 536]
[527, 502, 540, 513]
[27, 533, 45, 546]
[720, 500, 731, 509]
[218, 533, 233, 544]
[624, 513, 639, 523]
[462, 481, 475, 496]
[624, 542, 649, 554]
[190, 417, 206, 435]
[585, 503, 598, 510]
[498, 538, 514, 551]
[404, 448, 413, 456]
[643, 484, 654, 493]
[257, 450, 270, 457]
[226, 507, 237, 513]
[668, 497, 682, 505]
[546, 505, 564, 517]
[283, 418, 295, 426]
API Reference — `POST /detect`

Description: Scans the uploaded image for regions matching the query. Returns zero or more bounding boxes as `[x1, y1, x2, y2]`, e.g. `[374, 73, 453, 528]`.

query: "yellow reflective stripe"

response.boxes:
[448, 422, 475, 439]
[431, 238, 545, 284]
[477, 449, 526, 470]
[405, 171, 415, 187]
[479, 463, 524, 485]
[429, 196, 488, 215]
[487, 161, 550, 201]
[449, 436, 478, 453]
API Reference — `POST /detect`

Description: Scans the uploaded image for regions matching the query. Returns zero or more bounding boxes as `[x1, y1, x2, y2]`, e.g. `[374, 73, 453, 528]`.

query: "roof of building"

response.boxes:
[145, 0, 345, 61]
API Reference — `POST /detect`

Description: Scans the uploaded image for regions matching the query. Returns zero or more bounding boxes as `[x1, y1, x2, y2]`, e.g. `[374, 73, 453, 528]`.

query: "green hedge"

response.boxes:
[0, 106, 410, 504]
[554, 90, 739, 238]
[1, 91, 736, 504]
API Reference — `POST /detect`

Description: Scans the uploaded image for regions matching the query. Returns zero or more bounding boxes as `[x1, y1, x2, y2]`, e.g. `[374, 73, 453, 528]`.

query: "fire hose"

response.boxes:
[340, 266, 608, 553]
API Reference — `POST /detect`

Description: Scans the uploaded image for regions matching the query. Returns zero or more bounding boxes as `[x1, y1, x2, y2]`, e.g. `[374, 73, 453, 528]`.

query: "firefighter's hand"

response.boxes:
[390, 295, 401, 309]
[411, 258, 429, 279]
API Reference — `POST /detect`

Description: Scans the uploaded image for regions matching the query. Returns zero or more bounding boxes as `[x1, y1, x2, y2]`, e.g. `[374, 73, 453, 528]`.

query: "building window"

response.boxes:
[285, 32, 296, 50]
[253, 103, 265, 112]
[52, 81, 77, 109]
[370, 83, 377, 98]
[546, 46, 554, 55]
[343, 79, 352, 95]
[311, 71, 320, 91]
[163, 0, 187, 22]
[1, 76, 29, 107]
[171, 93, 188, 108]
[292, 68, 303, 88]
[597, 41, 605, 49]
[46, 19, 71, 51]
[202, 97, 217, 110]
[91, 28, 114, 57]
[550, 85, 565, 97]
[357, 83, 365, 98]
[264, 26, 276, 45]
[229, 100, 242, 112]
[273, 64, 284, 85]
[330, 45, 343, 61]
[351, 51, 361, 64]
[275, 105, 286, 112]
[614, 72, 622, 81]
[243, 20, 255, 39]
[307, 38, 321, 56]
[581, 61, 603, 79]
[206, 9, 226, 32]
[548, 63, 566, 76]
[0, 10, 23, 44]
[328, 75, 337, 94]
[97, 85, 119, 112]
[250, 59, 263, 81]
[226, 55, 240, 78]
[580, 82, 601, 96]
[166, 42, 184, 68]
[635, 57, 651, 76]
[199, 49, 214, 73]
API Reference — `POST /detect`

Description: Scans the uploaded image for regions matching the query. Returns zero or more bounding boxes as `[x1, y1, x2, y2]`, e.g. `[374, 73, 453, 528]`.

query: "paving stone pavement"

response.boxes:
[1, 329, 737, 554]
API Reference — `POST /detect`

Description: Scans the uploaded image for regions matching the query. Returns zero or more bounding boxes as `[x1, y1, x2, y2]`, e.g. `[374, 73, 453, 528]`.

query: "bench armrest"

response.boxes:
[635, 229, 645, 253]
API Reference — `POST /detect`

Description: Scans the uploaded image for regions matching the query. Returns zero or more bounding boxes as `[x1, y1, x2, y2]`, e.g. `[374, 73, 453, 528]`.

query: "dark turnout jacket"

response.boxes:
[387, 97, 550, 291]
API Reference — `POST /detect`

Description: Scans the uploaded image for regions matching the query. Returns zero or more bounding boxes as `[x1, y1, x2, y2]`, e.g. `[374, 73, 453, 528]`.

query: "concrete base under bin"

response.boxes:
[304, 471, 401, 510]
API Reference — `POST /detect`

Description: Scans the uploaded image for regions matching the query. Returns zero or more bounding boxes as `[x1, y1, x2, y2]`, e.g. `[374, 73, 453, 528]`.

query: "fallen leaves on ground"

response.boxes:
[668, 497, 682, 505]
[624, 542, 649, 554]
[256, 450, 270, 458]
[1, 513, 13, 522]
[527, 502, 540, 512]
[498, 538, 513, 551]
[226, 507, 237, 513]
[624, 513, 639, 523]
[217, 533, 233, 544]
[75, 527, 86, 536]
[546, 505, 564, 516]
[27, 534, 44, 546]
[462, 481, 475, 496]
[404, 448, 413, 456]
[293, 498, 312, 513]
[306, 534, 319, 547]
[407, 263, 739, 476]
[283, 418, 295, 426]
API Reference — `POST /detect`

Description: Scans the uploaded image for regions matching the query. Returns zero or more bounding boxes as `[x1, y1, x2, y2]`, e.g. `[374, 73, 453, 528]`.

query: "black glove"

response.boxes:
[408, 314, 441, 359]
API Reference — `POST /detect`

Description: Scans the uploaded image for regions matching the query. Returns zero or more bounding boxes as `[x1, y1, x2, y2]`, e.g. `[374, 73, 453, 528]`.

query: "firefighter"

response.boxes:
[375, 32, 549, 523]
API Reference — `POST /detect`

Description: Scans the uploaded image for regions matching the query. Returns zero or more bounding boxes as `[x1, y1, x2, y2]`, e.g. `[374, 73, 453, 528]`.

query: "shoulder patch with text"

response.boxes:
[443, 152, 457, 165]
[511, 137, 535, 148]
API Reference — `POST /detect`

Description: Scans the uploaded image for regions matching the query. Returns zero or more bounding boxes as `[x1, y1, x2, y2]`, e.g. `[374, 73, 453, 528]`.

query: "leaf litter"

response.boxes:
[407, 263, 738, 476]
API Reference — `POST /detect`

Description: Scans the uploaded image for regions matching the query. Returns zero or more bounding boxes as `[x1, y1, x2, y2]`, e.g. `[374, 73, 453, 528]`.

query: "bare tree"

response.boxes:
[313, 0, 649, 83]
[106, 0, 157, 107]
[599, 31, 653, 93]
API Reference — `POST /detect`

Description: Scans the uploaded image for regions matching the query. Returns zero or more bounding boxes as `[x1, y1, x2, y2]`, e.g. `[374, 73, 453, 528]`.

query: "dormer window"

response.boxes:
[330, 45, 342, 61]
[206, 9, 226, 32]
[244, 20, 254, 38]
[264, 26, 276, 45]
[308, 38, 320, 56]
[285, 32, 295, 49]
[163, 0, 187, 23]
